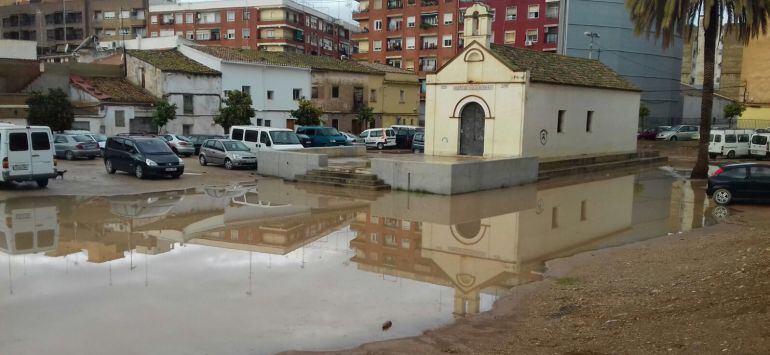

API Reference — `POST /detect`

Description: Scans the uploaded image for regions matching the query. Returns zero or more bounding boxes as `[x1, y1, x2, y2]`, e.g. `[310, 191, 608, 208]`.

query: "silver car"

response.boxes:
[53, 133, 101, 160]
[198, 139, 257, 170]
[160, 134, 196, 156]
[656, 125, 700, 141]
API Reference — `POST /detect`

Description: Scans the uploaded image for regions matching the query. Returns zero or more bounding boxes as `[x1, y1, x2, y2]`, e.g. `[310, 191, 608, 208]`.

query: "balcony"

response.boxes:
[352, 8, 370, 19]
[386, 40, 402, 51]
[387, 20, 402, 32]
[419, 60, 436, 72]
[387, 0, 403, 9]
[421, 0, 439, 6]
[420, 41, 437, 50]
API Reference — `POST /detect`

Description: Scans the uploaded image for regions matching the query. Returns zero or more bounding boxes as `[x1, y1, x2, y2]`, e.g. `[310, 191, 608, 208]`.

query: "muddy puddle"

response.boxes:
[0, 168, 725, 354]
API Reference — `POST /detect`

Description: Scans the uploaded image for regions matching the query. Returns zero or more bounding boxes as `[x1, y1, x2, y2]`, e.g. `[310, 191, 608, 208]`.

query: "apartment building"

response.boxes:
[147, 0, 356, 57]
[351, 0, 560, 79]
[0, 0, 149, 54]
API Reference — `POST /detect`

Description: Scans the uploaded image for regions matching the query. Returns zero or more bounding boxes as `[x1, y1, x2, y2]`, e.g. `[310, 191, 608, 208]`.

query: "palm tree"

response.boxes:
[626, 0, 770, 179]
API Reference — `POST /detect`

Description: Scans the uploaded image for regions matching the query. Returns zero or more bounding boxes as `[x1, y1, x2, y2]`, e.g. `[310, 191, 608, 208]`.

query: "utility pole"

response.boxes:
[584, 31, 600, 60]
[62, 0, 67, 51]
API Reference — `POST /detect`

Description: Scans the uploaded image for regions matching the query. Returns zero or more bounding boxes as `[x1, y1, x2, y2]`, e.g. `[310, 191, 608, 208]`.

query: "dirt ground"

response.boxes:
[288, 204, 770, 355]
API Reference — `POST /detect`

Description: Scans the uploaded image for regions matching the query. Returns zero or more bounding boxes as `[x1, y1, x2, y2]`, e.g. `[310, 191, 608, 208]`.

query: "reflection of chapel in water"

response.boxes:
[350, 173, 673, 317]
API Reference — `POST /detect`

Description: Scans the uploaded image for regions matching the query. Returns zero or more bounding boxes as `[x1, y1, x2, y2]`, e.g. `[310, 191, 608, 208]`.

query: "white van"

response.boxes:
[708, 129, 754, 159]
[0, 124, 56, 187]
[750, 132, 770, 158]
[358, 128, 397, 150]
[229, 126, 304, 153]
[0, 199, 59, 254]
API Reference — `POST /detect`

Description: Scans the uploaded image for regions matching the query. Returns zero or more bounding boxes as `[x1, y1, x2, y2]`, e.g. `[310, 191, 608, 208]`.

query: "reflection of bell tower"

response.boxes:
[463, 4, 493, 47]
[453, 290, 480, 317]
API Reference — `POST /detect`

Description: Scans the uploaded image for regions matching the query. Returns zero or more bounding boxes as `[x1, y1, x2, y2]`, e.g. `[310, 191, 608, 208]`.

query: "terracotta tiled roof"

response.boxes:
[70, 75, 157, 104]
[127, 49, 220, 75]
[488, 44, 640, 92]
[191, 45, 383, 74]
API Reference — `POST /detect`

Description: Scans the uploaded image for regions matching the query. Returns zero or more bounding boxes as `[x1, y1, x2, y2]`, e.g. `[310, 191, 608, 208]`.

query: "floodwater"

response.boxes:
[0, 168, 722, 355]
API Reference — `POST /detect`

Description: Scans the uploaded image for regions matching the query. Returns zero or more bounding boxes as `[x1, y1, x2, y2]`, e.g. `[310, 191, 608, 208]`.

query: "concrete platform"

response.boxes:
[370, 155, 539, 195]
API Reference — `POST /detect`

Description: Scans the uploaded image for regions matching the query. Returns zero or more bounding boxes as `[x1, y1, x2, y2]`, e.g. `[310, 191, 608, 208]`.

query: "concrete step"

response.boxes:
[539, 151, 661, 171]
[295, 176, 391, 191]
[296, 174, 387, 186]
[306, 169, 379, 181]
[538, 156, 668, 180]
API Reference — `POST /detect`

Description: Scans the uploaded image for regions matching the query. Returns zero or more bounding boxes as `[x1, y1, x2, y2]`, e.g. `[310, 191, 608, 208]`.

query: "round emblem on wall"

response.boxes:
[535, 198, 545, 215]
[539, 129, 548, 145]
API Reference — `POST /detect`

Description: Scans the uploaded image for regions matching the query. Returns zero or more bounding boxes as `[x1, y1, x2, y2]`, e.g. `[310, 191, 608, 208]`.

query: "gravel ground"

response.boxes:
[289, 204, 770, 354]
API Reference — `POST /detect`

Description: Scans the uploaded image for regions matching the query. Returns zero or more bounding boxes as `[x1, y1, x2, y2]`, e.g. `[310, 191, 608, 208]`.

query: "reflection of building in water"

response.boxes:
[0, 199, 59, 255]
[351, 175, 637, 317]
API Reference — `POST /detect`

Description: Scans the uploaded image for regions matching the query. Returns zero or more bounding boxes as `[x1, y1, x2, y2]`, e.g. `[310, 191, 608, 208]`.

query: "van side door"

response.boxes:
[737, 133, 751, 156]
[244, 129, 260, 152]
[6, 130, 32, 178]
[259, 131, 272, 150]
[30, 130, 54, 176]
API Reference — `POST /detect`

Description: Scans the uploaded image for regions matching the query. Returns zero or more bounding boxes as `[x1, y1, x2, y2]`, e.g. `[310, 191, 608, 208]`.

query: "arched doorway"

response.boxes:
[459, 102, 485, 156]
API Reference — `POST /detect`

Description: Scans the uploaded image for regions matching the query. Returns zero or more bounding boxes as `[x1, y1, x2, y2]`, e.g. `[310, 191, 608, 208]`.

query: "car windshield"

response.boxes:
[752, 135, 768, 145]
[223, 141, 250, 151]
[269, 131, 301, 144]
[73, 135, 95, 143]
[136, 139, 173, 154]
[317, 128, 341, 136]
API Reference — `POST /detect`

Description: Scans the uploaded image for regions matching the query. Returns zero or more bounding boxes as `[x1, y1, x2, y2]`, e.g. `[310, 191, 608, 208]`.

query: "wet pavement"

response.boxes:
[0, 168, 726, 355]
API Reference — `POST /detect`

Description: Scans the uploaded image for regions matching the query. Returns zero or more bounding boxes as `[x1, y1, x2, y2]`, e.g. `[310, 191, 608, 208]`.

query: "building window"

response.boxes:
[442, 34, 452, 47]
[443, 13, 452, 25]
[407, 16, 416, 28]
[332, 119, 339, 129]
[115, 110, 126, 127]
[256, 119, 263, 126]
[150, 15, 158, 24]
[264, 120, 271, 127]
[175, 13, 183, 24]
[267, 90, 274, 100]
[186, 31, 194, 40]
[586, 111, 593, 132]
[243, 10, 251, 20]
[183, 95, 193, 114]
[580, 200, 588, 221]
[546, 2, 559, 19]
[373, 40, 382, 51]
[311, 86, 319, 99]
[151, 32, 158, 37]
[242, 86, 251, 95]
[506, 6, 517, 21]
[406, 37, 415, 49]
[557, 110, 565, 133]
[227, 11, 235, 22]
[504, 30, 516, 44]
[405, 59, 414, 71]
[370, 89, 377, 102]
[528, 5, 540, 19]
[374, 20, 382, 31]
[551, 207, 559, 229]
[226, 29, 235, 39]
[332, 86, 339, 98]
[293, 88, 302, 100]
[243, 29, 251, 39]
[266, 30, 275, 38]
[399, 90, 405, 103]
[526, 29, 538, 43]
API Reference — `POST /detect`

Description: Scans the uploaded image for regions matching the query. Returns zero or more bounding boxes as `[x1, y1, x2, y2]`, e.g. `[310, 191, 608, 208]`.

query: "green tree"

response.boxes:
[216, 90, 255, 134]
[26, 88, 74, 132]
[723, 102, 746, 127]
[291, 98, 323, 126]
[626, 0, 770, 178]
[355, 106, 376, 129]
[153, 99, 177, 133]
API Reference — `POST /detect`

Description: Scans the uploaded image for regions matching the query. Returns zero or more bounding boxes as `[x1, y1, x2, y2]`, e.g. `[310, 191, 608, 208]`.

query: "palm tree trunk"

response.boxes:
[691, 8, 719, 179]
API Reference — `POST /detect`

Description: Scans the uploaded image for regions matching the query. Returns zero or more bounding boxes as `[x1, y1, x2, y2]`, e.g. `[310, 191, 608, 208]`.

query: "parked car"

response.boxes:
[295, 126, 349, 147]
[187, 134, 227, 155]
[708, 129, 754, 159]
[0, 124, 56, 187]
[656, 125, 700, 141]
[103, 136, 185, 179]
[750, 132, 770, 158]
[296, 133, 313, 147]
[358, 128, 397, 150]
[53, 133, 100, 160]
[391, 125, 421, 149]
[230, 126, 304, 152]
[341, 132, 358, 144]
[159, 134, 195, 157]
[411, 131, 425, 153]
[199, 139, 257, 170]
[708, 163, 770, 204]
[63, 130, 107, 153]
[638, 126, 671, 140]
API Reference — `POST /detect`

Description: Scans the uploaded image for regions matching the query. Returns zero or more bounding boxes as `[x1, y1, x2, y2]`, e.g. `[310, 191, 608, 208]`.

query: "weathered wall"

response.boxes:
[257, 149, 327, 180]
[0, 40, 36, 60]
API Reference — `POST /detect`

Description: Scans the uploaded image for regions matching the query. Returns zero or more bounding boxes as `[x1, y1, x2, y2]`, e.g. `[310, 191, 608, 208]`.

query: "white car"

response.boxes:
[358, 128, 397, 150]
[0, 124, 56, 188]
[229, 126, 304, 152]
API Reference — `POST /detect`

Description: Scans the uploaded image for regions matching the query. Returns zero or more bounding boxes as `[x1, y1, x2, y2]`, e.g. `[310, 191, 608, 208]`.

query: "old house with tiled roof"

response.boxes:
[126, 49, 223, 135]
[69, 75, 157, 135]
[425, 4, 641, 159]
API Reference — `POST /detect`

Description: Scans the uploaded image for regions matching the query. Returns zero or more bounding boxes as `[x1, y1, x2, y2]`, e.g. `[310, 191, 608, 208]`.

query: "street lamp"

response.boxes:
[584, 31, 600, 60]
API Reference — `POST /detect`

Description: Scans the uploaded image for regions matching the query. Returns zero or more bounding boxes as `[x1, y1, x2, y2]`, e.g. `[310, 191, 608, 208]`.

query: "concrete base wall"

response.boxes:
[258, 150, 328, 181]
[296, 145, 366, 157]
[371, 156, 539, 195]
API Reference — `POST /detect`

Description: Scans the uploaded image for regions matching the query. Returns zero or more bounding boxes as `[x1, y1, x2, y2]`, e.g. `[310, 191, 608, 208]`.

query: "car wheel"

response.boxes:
[135, 165, 145, 179]
[377, 142, 384, 150]
[224, 158, 234, 170]
[726, 150, 736, 159]
[105, 159, 116, 174]
[713, 188, 732, 205]
[36, 179, 49, 188]
[669, 136, 678, 141]
[712, 205, 729, 220]
[199, 155, 207, 166]
[65, 150, 75, 160]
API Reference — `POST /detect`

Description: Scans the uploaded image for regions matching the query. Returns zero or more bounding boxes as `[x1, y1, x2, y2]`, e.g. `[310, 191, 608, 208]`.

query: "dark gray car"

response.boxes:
[53, 134, 100, 160]
[198, 139, 257, 170]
